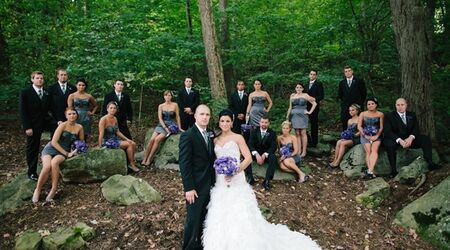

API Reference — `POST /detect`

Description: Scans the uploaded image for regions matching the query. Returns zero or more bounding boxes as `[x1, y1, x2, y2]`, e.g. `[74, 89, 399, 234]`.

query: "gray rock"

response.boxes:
[321, 133, 339, 144]
[356, 177, 390, 208]
[394, 176, 450, 250]
[307, 143, 331, 157]
[15, 230, 42, 250]
[0, 173, 35, 217]
[101, 174, 161, 205]
[72, 222, 95, 241]
[251, 162, 312, 181]
[135, 128, 155, 162]
[42, 227, 86, 250]
[340, 145, 439, 178]
[60, 148, 127, 183]
[259, 205, 273, 220]
[154, 133, 181, 170]
[394, 156, 428, 184]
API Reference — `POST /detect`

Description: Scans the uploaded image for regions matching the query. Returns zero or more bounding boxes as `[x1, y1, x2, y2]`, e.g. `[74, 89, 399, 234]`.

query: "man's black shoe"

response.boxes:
[262, 180, 271, 190]
[428, 163, 442, 170]
[389, 172, 398, 179]
[28, 173, 38, 181]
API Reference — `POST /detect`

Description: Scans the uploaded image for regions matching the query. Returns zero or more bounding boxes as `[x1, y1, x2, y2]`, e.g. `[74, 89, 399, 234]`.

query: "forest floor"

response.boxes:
[0, 112, 448, 250]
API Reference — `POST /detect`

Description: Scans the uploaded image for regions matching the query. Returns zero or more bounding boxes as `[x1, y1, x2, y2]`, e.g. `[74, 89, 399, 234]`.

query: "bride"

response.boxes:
[202, 109, 320, 250]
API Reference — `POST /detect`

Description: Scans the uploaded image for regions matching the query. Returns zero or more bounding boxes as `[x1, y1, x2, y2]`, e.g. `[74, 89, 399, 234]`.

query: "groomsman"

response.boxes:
[338, 65, 367, 130]
[178, 77, 200, 131]
[383, 98, 440, 177]
[306, 69, 324, 147]
[102, 79, 133, 139]
[48, 68, 75, 124]
[179, 105, 215, 250]
[19, 71, 56, 180]
[248, 116, 278, 190]
[228, 80, 249, 134]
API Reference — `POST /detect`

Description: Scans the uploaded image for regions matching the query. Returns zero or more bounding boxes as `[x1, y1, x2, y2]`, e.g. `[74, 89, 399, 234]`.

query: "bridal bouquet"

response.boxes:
[167, 124, 179, 134]
[213, 156, 239, 177]
[240, 124, 254, 133]
[279, 145, 292, 158]
[363, 125, 378, 136]
[104, 138, 120, 149]
[71, 140, 88, 154]
[340, 129, 354, 140]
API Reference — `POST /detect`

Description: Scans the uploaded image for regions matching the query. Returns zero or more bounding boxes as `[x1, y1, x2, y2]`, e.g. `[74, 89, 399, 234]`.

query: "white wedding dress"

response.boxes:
[202, 141, 321, 250]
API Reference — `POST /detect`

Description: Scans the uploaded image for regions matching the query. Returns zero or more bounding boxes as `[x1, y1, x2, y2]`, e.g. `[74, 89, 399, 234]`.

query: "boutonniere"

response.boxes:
[243, 92, 248, 96]
[43, 90, 49, 96]
[207, 131, 215, 138]
[406, 115, 413, 120]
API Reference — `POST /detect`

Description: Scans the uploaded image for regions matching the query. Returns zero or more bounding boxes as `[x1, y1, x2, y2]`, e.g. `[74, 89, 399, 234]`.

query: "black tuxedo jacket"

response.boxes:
[179, 126, 216, 195]
[48, 82, 76, 122]
[248, 128, 277, 155]
[177, 87, 200, 114]
[19, 85, 54, 131]
[338, 77, 367, 107]
[384, 111, 419, 141]
[306, 80, 324, 103]
[228, 91, 249, 118]
[102, 91, 133, 122]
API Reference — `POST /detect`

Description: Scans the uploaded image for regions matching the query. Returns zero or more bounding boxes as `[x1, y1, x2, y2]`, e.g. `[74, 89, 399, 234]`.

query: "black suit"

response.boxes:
[248, 127, 278, 181]
[306, 80, 324, 146]
[178, 88, 200, 131]
[19, 85, 56, 176]
[228, 91, 249, 134]
[179, 125, 215, 250]
[338, 77, 367, 130]
[102, 91, 133, 139]
[48, 82, 76, 122]
[383, 111, 434, 174]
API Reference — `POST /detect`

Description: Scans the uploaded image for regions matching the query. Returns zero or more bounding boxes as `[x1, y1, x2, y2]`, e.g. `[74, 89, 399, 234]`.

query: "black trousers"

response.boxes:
[118, 120, 132, 140]
[308, 107, 319, 146]
[231, 116, 245, 134]
[183, 193, 210, 250]
[383, 134, 433, 174]
[248, 153, 277, 181]
[180, 113, 195, 131]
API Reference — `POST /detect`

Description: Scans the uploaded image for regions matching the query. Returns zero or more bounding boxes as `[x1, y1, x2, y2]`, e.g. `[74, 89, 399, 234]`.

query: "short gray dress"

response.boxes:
[102, 125, 119, 146]
[41, 131, 78, 157]
[249, 96, 267, 127]
[346, 123, 360, 145]
[360, 116, 381, 144]
[74, 98, 91, 135]
[290, 97, 308, 129]
[154, 110, 176, 135]
[280, 142, 301, 164]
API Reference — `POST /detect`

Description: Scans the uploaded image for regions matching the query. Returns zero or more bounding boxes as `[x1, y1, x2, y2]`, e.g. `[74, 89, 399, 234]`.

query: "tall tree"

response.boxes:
[219, 0, 234, 95]
[198, 0, 226, 98]
[390, 0, 435, 138]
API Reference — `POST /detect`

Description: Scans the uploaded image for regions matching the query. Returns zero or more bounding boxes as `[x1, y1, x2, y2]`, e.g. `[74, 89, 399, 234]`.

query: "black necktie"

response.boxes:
[38, 89, 43, 99]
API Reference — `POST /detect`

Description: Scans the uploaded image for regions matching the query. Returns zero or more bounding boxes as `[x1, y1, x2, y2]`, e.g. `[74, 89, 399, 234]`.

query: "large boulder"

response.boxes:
[356, 177, 390, 208]
[393, 176, 450, 249]
[251, 162, 312, 181]
[101, 174, 161, 206]
[320, 132, 340, 144]
[42, 222, 94, 250]
[306, 143, 331, 157]
[60, 148, 127, 183]
[15, 230, 42, 250]
[340, 145, 439, 178]
[0, 173, 35, 217]
[394, 156, 428, 184]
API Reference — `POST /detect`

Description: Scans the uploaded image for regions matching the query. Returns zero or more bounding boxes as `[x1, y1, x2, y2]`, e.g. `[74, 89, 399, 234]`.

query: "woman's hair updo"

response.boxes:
[218, 109, 234, 121]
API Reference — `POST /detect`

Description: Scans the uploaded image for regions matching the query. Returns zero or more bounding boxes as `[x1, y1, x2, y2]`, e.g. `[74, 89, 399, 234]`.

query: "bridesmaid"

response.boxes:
[141, 90, 184, 166]
[32, 107, 84, 203]
[98, 101, 140, 172]
[246, 79, 273, 128]
[277, 121, 308, 183]
[329, 104, 361, 168]
[67, 78, 97, 137]
[358, 97, 384, 178]
[285, 83, 317, 157]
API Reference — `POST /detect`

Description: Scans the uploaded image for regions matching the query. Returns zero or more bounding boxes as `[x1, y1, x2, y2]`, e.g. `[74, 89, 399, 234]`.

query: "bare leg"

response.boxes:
[121, 141, 139, 172]
[145, 133, 166, 166]
[363, 143, 372, 172]
[333, 140, 353, 166]
[32, 155, 52, 203]
[295, 129, 301, 154]
[300, 129, 308, 157]
[142, 136, 156, 165]
[283, 158, 305, 182]
[279, 162, 295, 173]
[46, 155, 65, 201]
[368, 141, 381, 173]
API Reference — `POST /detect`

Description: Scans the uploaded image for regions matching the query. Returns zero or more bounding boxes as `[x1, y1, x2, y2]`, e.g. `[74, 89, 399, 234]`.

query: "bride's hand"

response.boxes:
[224, 176, 232, 182]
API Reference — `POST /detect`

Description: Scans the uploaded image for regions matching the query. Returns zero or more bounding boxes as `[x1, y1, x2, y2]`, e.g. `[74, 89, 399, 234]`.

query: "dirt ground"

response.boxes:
[0, 113, 448, 250]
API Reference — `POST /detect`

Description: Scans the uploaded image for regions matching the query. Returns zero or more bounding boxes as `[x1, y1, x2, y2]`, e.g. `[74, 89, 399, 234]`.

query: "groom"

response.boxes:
[179, 104, 216, 250]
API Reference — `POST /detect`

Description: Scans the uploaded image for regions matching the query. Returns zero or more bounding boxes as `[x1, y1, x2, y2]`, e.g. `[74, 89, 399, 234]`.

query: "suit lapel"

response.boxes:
[193, 125, 209, 153]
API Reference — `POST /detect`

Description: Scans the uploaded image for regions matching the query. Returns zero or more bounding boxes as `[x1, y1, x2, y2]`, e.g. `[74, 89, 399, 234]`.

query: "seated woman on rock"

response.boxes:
[98, 101, 140, 173]
[141, 90, 184, 166]
[329, 104, 361, 168]
[32, 107, 84, 203]
[277, 121, 308, 183]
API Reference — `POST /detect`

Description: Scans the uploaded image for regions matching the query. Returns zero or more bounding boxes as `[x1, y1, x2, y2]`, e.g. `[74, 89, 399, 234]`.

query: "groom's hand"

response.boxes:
[185, 190, 198, 204]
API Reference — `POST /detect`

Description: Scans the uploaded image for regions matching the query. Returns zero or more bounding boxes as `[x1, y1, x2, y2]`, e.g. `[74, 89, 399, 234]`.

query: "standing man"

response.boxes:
[19, 71, 56, 180]
[228, 80, 249, 134]
[383, 98, 440, 177]
[179, 104, 215, 250]
[338, 65, 367, 130]
[248, 116, 278, 190]
[178, 77, 200, 131]
[48, 68, 75, 124]
[306, 69, 324, 147]
[102, 79, 133, 140]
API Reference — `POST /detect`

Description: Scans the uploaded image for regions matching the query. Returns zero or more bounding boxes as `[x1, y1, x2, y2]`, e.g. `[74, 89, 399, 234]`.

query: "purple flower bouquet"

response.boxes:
[167, 124, 179, 134]
[213, 156, 239, 177]
[71, 140, 88, 154]
[363, 125, 378, 136]
[340, 130, 354, 140]
[240, 124, 254, 133]
[279, 145, 292, 157]
[104, 138, 120, 149]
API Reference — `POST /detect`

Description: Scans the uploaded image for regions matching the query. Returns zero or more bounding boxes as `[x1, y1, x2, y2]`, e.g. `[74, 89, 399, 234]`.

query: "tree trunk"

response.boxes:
[198, 0, 226, 98]
[218, 0, 234, 96]
[0, 22, 10, 84]
[185, 0, 197, 79]
[390, 0, 435, 138]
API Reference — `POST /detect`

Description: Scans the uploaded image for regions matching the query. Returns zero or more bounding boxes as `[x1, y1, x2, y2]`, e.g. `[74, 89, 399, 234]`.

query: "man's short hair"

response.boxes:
[260, 115, 270, 121]
[31, 71, 44, 78]
[344, 65, 352, 70]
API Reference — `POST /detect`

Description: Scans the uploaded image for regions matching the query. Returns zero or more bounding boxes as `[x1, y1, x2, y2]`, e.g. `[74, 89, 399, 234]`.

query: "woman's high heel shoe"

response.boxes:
[128, 165, 141, 173]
